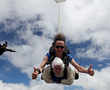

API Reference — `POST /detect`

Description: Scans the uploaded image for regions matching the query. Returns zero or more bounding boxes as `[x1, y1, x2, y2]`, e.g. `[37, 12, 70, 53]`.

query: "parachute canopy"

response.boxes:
[54, 0, 66, 3]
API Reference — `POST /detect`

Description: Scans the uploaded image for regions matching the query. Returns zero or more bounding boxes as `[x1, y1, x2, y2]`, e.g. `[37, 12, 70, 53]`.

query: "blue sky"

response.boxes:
[0, 0, 110, 90]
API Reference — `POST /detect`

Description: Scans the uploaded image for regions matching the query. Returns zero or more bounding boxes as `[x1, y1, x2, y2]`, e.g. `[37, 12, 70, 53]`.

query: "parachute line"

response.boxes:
[55, 0, 66, 33]
[58, 5, 61, 33]
[55, 0, 66, 3]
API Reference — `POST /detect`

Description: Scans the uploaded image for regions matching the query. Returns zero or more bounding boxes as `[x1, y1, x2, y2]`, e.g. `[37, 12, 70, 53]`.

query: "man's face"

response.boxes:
[55, 40, 65, 55]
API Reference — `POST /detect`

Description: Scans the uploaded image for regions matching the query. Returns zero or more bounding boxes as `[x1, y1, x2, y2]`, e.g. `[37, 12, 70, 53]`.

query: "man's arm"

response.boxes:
[70, 58, 94, 76]
[39, 56, 48, 72]
[6, 48, 16, 52]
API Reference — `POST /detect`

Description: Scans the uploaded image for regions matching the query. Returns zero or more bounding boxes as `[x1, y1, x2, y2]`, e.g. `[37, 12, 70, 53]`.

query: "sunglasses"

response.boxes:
[55, 46, 64, 49]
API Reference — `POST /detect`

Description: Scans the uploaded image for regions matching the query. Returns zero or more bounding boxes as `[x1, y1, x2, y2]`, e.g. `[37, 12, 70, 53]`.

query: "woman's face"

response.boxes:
[53, 65, 62, 75]
[55, 40, 65, 55]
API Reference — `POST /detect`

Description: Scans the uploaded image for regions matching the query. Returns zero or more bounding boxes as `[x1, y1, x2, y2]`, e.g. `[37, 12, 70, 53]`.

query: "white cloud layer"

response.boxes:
[0, 0, 10, 20]
[0, 80, 64, 90]
[0, 0, 110, 90]
[0, 67, 110, 90]
[74, 66, 110, 90]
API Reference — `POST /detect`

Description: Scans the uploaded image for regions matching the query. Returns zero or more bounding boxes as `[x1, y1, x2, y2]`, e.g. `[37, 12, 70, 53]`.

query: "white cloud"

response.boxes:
[5, 26, 52, 78]
[74, 67, 110, 90]
[76, 30, 110, 60]
[0, 0, 10, 20]
[1, 67, 110, 90]
[0, 81, 28, 90]
[62, 0, 110, 38]
[10, 0, 58, 30]
[0, 80, 64, 90]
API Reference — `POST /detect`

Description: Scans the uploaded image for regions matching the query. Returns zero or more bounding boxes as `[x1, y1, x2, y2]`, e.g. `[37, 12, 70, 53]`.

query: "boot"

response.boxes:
[75, 72, 79, 80]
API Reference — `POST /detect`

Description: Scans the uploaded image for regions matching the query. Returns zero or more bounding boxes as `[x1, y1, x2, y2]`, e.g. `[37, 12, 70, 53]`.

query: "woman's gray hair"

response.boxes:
[52, 57, 65, 70]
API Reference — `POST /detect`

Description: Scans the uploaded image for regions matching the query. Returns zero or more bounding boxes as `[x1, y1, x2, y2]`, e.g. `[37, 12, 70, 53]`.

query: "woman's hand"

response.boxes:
[32, 67, 39, 79]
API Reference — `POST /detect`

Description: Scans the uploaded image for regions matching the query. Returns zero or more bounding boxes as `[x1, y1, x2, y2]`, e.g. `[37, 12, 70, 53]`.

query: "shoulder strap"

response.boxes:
[46, 55, 55, 65]
[46, 45, 56, 65]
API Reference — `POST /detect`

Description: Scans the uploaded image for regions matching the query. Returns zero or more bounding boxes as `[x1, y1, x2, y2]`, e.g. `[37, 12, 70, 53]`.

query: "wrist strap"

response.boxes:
[36, 68, 41, 74]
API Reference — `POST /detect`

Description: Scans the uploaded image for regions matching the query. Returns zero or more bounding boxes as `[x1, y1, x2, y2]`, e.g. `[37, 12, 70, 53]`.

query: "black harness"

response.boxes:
[47, 46, 71, 83]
